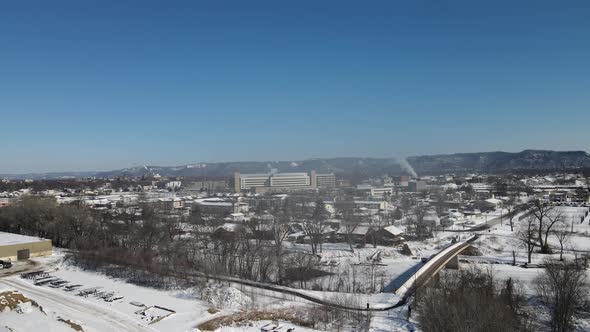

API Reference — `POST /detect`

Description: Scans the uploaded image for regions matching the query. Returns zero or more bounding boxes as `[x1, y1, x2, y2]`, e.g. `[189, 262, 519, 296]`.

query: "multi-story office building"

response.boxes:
[371, 187, 394, 197]
[269, 173, 310, 187]
[235, 171, 334, 192]
[239, 173, 270, 190]
[315, 173, 336, 188]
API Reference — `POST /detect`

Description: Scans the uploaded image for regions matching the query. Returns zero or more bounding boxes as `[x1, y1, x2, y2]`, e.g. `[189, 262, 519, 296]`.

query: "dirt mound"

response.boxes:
[197, 308, 312, 331]
[0, 291, 40, 313]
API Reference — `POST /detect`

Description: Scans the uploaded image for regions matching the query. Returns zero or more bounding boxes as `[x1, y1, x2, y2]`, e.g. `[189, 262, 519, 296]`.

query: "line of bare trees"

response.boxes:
[0, 196, 286, 284]
[415, 258, 589, 332]
[0, 196, 389, 294]
[517, 200, 579, 263]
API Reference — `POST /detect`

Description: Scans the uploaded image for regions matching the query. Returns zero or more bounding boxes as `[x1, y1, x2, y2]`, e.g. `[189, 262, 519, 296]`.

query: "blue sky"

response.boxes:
[1, 1, 589, 173]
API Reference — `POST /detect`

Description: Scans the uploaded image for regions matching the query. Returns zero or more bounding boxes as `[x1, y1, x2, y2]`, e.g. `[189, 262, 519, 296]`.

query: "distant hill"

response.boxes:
[408, 150, 590, 175]
[2, 150, 589, 180]
[93, 158, 408, 180]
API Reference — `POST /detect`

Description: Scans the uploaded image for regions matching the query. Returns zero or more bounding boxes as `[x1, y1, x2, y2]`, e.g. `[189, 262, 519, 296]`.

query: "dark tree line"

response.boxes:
[416, 268, 531, 332]
[0, 196, 319, 288]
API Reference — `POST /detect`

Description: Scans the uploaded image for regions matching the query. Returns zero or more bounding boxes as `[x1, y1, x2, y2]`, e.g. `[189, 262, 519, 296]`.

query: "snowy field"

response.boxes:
[1, 206, 587, 332]
[1, 252, 407, 332]
[287, 241, 429, 292]
[0, 253, 324, 332]
[472, 206, 590, 262]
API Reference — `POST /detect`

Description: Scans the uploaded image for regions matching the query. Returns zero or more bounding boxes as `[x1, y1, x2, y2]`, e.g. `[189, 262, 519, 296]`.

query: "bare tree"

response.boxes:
[535, 259, 589, 332]
[504, 195, 517, 232]
[335, 204, 363, 252]
[190, 204, 203, 224]
[434, 194, 446, 217]
[302, 221, 327, 255]
[518, 216, 538, 264]
[541, 208, 565, 253]
[271, 223, 289, 284]
[368, 214, 387, 248]
[400, 195, 412, 215]
[530, 200, 555, 253]
[342, 222, 360, 253]
[246, 217, 264, 247]
[409, 205, 432, 240]
[310, 198, 329, 253]
[163, 216, 183, 242]
[553, 220, 571, 261]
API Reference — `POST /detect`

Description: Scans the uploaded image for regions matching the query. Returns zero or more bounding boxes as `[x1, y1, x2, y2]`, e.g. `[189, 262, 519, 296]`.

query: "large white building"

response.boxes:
[235, 171, 334, 192]
[371, 187, 394, 198]
[315, 173, 336, 188]
[239, 173, 269, 190]
[269, 173, 310, 187]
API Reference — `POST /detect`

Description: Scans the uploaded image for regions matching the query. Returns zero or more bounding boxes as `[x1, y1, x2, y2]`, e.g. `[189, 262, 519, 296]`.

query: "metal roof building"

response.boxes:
[0, 231, 52, 261]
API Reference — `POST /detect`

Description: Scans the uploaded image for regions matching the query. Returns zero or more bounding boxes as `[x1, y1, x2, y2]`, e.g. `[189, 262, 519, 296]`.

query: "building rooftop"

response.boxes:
[270, 173, 309, 177]
[383, 225, 404, 236]
[0, 231, 49, 246]
[240, 173, 270, 178]
[196, 201, 234, 207]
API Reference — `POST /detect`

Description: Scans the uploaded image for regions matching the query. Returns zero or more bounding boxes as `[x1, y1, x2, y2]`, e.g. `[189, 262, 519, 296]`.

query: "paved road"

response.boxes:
[0, 260, 38, 279]
[1, 278, 152, 332]
[447, 206, 530, 232]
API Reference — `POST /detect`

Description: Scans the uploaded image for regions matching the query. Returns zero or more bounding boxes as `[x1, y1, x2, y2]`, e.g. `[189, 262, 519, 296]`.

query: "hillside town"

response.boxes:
[1, 167, 590, 331]
[2, 1, 590, 331]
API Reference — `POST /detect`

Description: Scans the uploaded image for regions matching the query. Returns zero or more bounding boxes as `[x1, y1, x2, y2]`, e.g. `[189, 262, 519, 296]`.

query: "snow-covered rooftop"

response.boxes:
[0, 231, 48, 246]
[383, 225, 404, 236]
[485, 198, 503, 205]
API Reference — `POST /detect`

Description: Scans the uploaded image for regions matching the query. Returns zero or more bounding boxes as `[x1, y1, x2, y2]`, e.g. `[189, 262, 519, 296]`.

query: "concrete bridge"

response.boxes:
[394, 235, 479, 296]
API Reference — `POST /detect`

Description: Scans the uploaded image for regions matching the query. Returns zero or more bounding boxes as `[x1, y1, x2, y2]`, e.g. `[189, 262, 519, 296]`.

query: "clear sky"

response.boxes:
[1, 1, 589, 173]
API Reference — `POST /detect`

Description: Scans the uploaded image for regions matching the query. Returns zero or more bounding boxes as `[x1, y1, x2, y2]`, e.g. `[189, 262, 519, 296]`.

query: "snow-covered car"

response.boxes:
[0, 259, 12, 269]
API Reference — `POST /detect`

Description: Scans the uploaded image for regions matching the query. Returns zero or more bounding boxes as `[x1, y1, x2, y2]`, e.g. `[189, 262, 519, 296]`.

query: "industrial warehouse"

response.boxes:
[0, 231, 52, 261]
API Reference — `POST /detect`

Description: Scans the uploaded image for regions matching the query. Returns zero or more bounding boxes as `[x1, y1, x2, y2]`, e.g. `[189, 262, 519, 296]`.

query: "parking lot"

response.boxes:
[0, 259, 37, 278]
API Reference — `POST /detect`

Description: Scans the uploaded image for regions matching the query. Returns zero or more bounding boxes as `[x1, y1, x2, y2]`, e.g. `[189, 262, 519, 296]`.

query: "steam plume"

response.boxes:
[395, 156, 417, 178]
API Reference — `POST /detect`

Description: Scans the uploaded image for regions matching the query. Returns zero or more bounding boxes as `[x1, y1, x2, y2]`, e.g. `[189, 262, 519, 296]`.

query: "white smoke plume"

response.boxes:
[395, 155, 417, 178]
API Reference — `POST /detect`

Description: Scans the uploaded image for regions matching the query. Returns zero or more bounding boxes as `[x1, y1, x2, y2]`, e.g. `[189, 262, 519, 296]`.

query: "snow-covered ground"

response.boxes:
[285, 241, 435, 294]
[0, 253, 323, 332]
[367, 206, 590, 331]
[0, 297, 82, 332]
[1, 206, 587, 332]
[0, 250, 414, 331]
[217, 320, 317, 332]
[472, 206, 590, 263]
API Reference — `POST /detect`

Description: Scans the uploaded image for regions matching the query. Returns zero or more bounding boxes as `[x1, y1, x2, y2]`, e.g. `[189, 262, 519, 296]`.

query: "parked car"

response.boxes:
[0, 259, 13, 269]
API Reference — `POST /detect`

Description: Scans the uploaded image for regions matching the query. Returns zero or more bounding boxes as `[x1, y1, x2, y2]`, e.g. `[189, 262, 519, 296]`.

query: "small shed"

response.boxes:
[374, 225, 405, 245]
